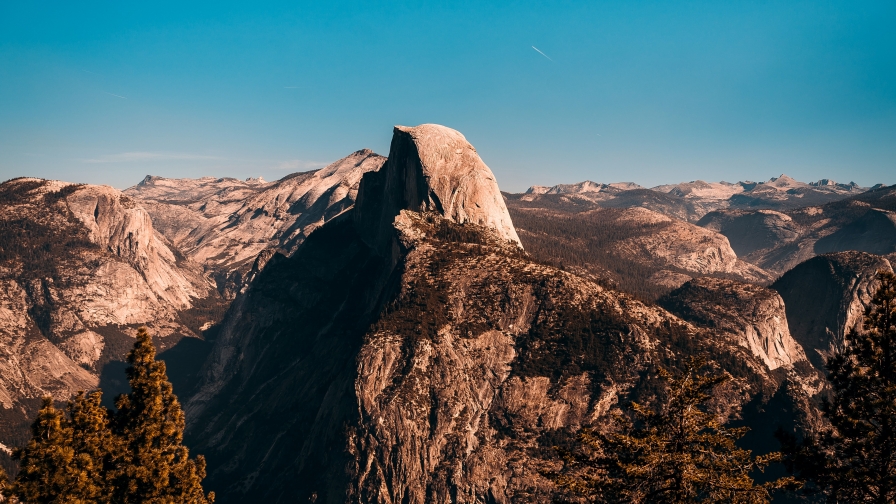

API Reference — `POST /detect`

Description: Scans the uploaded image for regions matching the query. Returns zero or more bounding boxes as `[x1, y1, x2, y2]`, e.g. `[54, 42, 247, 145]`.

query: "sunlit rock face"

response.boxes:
[0, 178, 215, 465]
[772, 251, 894, 371]
[184, 125, 817, 504]
[354, 124, 521, 254]
[126, 149, 387, 296]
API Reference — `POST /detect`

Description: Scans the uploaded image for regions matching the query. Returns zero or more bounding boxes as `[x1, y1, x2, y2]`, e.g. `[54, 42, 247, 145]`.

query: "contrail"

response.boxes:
[103, 91, 127, 99]
[532, 46, 553, 62]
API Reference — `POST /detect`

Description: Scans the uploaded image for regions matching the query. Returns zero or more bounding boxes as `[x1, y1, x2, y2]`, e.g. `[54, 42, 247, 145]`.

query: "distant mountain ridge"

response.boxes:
[124, 149, 386, 296]
[520, 174, 870, 222]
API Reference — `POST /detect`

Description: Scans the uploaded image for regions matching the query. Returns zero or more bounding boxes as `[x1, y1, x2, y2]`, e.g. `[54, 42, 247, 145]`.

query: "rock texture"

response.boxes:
[125, 149, 386, 295]
[505, 202, 771, 300]
[0, 178, 216, 466]
[659, 278, 807, 371]
[185, 125, 815, 503]
[699, 187, 896, 275]
[772, 251, 894, 371]
[354, 124, 521, 251]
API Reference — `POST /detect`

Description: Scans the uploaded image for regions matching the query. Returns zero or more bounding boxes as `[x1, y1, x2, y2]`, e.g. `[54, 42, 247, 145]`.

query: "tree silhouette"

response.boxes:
[780, 270, 896, 502]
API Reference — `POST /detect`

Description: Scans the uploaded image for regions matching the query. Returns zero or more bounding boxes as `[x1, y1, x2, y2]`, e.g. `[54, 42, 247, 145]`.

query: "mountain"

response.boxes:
[183, 125, 819, 503]
[698, 186, 896, 275]
[771, 251, 894, 371]
[505, 199, 771, 300]
[517, 175, 869, 223]
[124, 149, 386, 296]
[0, 177, 219, 471]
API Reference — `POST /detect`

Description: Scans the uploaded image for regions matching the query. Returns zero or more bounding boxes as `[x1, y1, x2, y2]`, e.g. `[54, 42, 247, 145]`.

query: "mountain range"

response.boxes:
[0, 124, 894, 502]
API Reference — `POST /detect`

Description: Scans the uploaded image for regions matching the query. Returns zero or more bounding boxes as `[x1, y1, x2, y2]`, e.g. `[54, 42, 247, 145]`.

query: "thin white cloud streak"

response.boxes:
[103, 91, 128, 99]
[83, 152, 225, 163]
[531, 46, 553, 61]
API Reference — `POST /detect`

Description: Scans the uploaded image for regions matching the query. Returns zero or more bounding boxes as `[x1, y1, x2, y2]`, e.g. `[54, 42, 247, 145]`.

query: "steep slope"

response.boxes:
[699, 187, 896, 275]
[125, 149, 386, 295]
[658, 278, 808, 372]
[771, 251, 893, 371]
[186, 125, 815, 503]
[505, 203, 771, 300]
[0, 178, 217, 470]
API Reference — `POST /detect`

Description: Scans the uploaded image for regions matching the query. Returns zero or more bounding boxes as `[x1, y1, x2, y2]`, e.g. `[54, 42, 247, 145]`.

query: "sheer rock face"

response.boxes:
[660, 277, 807, 371]
[125, 149, 386, 295]
[186, 126, 813, 504]
[772, 251, 894, 371]
[0, 178, 213, 457]
[354, 124, 521, 253]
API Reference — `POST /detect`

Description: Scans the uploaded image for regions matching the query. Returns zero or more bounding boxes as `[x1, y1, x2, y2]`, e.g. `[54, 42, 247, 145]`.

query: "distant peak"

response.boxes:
[138, 175, 164, 185]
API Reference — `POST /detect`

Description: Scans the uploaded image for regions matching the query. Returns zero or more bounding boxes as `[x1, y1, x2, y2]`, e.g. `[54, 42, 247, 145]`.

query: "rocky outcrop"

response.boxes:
[126, 149, 387, 295]
[0, 178, 216, 463]
[354, 124, 521, 253]
[772, 251, 893, 371]
[659, 277, 807, 371]
[185, 125, 814, 503]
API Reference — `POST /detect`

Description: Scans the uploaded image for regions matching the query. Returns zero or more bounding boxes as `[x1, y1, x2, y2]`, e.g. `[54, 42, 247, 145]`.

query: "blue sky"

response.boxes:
[1, 1, 894, 192]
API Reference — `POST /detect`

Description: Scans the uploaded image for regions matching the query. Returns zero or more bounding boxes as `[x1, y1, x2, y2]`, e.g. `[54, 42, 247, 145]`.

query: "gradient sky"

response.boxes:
[1, 1, 894, 192]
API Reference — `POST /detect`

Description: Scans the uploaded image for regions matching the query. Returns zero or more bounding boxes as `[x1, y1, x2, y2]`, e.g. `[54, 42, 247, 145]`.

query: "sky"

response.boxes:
[1, 1, 894, 192]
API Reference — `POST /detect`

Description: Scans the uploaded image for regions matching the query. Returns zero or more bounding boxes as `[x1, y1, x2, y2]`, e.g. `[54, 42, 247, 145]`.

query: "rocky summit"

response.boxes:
[182, 125, 825, 503]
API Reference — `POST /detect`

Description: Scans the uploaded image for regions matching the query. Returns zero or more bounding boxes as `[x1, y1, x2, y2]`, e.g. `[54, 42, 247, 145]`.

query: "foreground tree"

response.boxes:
[780, 270, 896, 502]
[556, 358, 787, 503]
[5, 327, 213, 503]
[113, 326, 214, 504]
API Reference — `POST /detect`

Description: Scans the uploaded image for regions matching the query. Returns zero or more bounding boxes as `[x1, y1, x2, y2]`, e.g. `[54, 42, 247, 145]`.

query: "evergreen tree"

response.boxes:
[112, 326, 214, 504]
[8, 397, 80, 503]
[556, 358, 787, 503]
[780, 270, 896, 502]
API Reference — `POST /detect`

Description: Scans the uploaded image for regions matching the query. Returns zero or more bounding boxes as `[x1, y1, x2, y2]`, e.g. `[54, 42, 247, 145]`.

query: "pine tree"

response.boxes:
[67, 391, 120, 504]
[112, 326, 214, 504]
[780, 270, 896, 502]
[8, 397, 79, 503]
[556, 358, 787, 503]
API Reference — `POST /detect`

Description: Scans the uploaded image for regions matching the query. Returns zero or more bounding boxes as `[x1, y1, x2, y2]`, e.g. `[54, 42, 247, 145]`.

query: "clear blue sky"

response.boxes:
[1, 1, 894, 192]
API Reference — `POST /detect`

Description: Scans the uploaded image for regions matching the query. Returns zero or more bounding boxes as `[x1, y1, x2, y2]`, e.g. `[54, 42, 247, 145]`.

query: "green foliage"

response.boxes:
[4, 327, 214, 504]
[780, 270, 896, 502]
[555, 358, 790, 503]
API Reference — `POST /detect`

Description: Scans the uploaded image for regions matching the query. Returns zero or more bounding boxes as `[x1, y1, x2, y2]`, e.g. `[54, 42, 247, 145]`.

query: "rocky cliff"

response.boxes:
[185, 125, 815, 503]
[125, 149, 386, 296]
[772, 251, 894, 371]
[658, 278, 808, 372]
[505, 202, 772, 300]
[0, 178, 216, 470]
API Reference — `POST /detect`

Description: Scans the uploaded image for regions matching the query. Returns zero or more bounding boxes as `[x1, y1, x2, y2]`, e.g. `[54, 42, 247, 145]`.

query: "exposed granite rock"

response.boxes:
[185, 125, 814, 503]
[0, 178, 215, 463]
[772, 251, 894, 371]
[659, 277, 807, 371]
[354, 124, 521, 253]
[126, 149, 386, 296]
